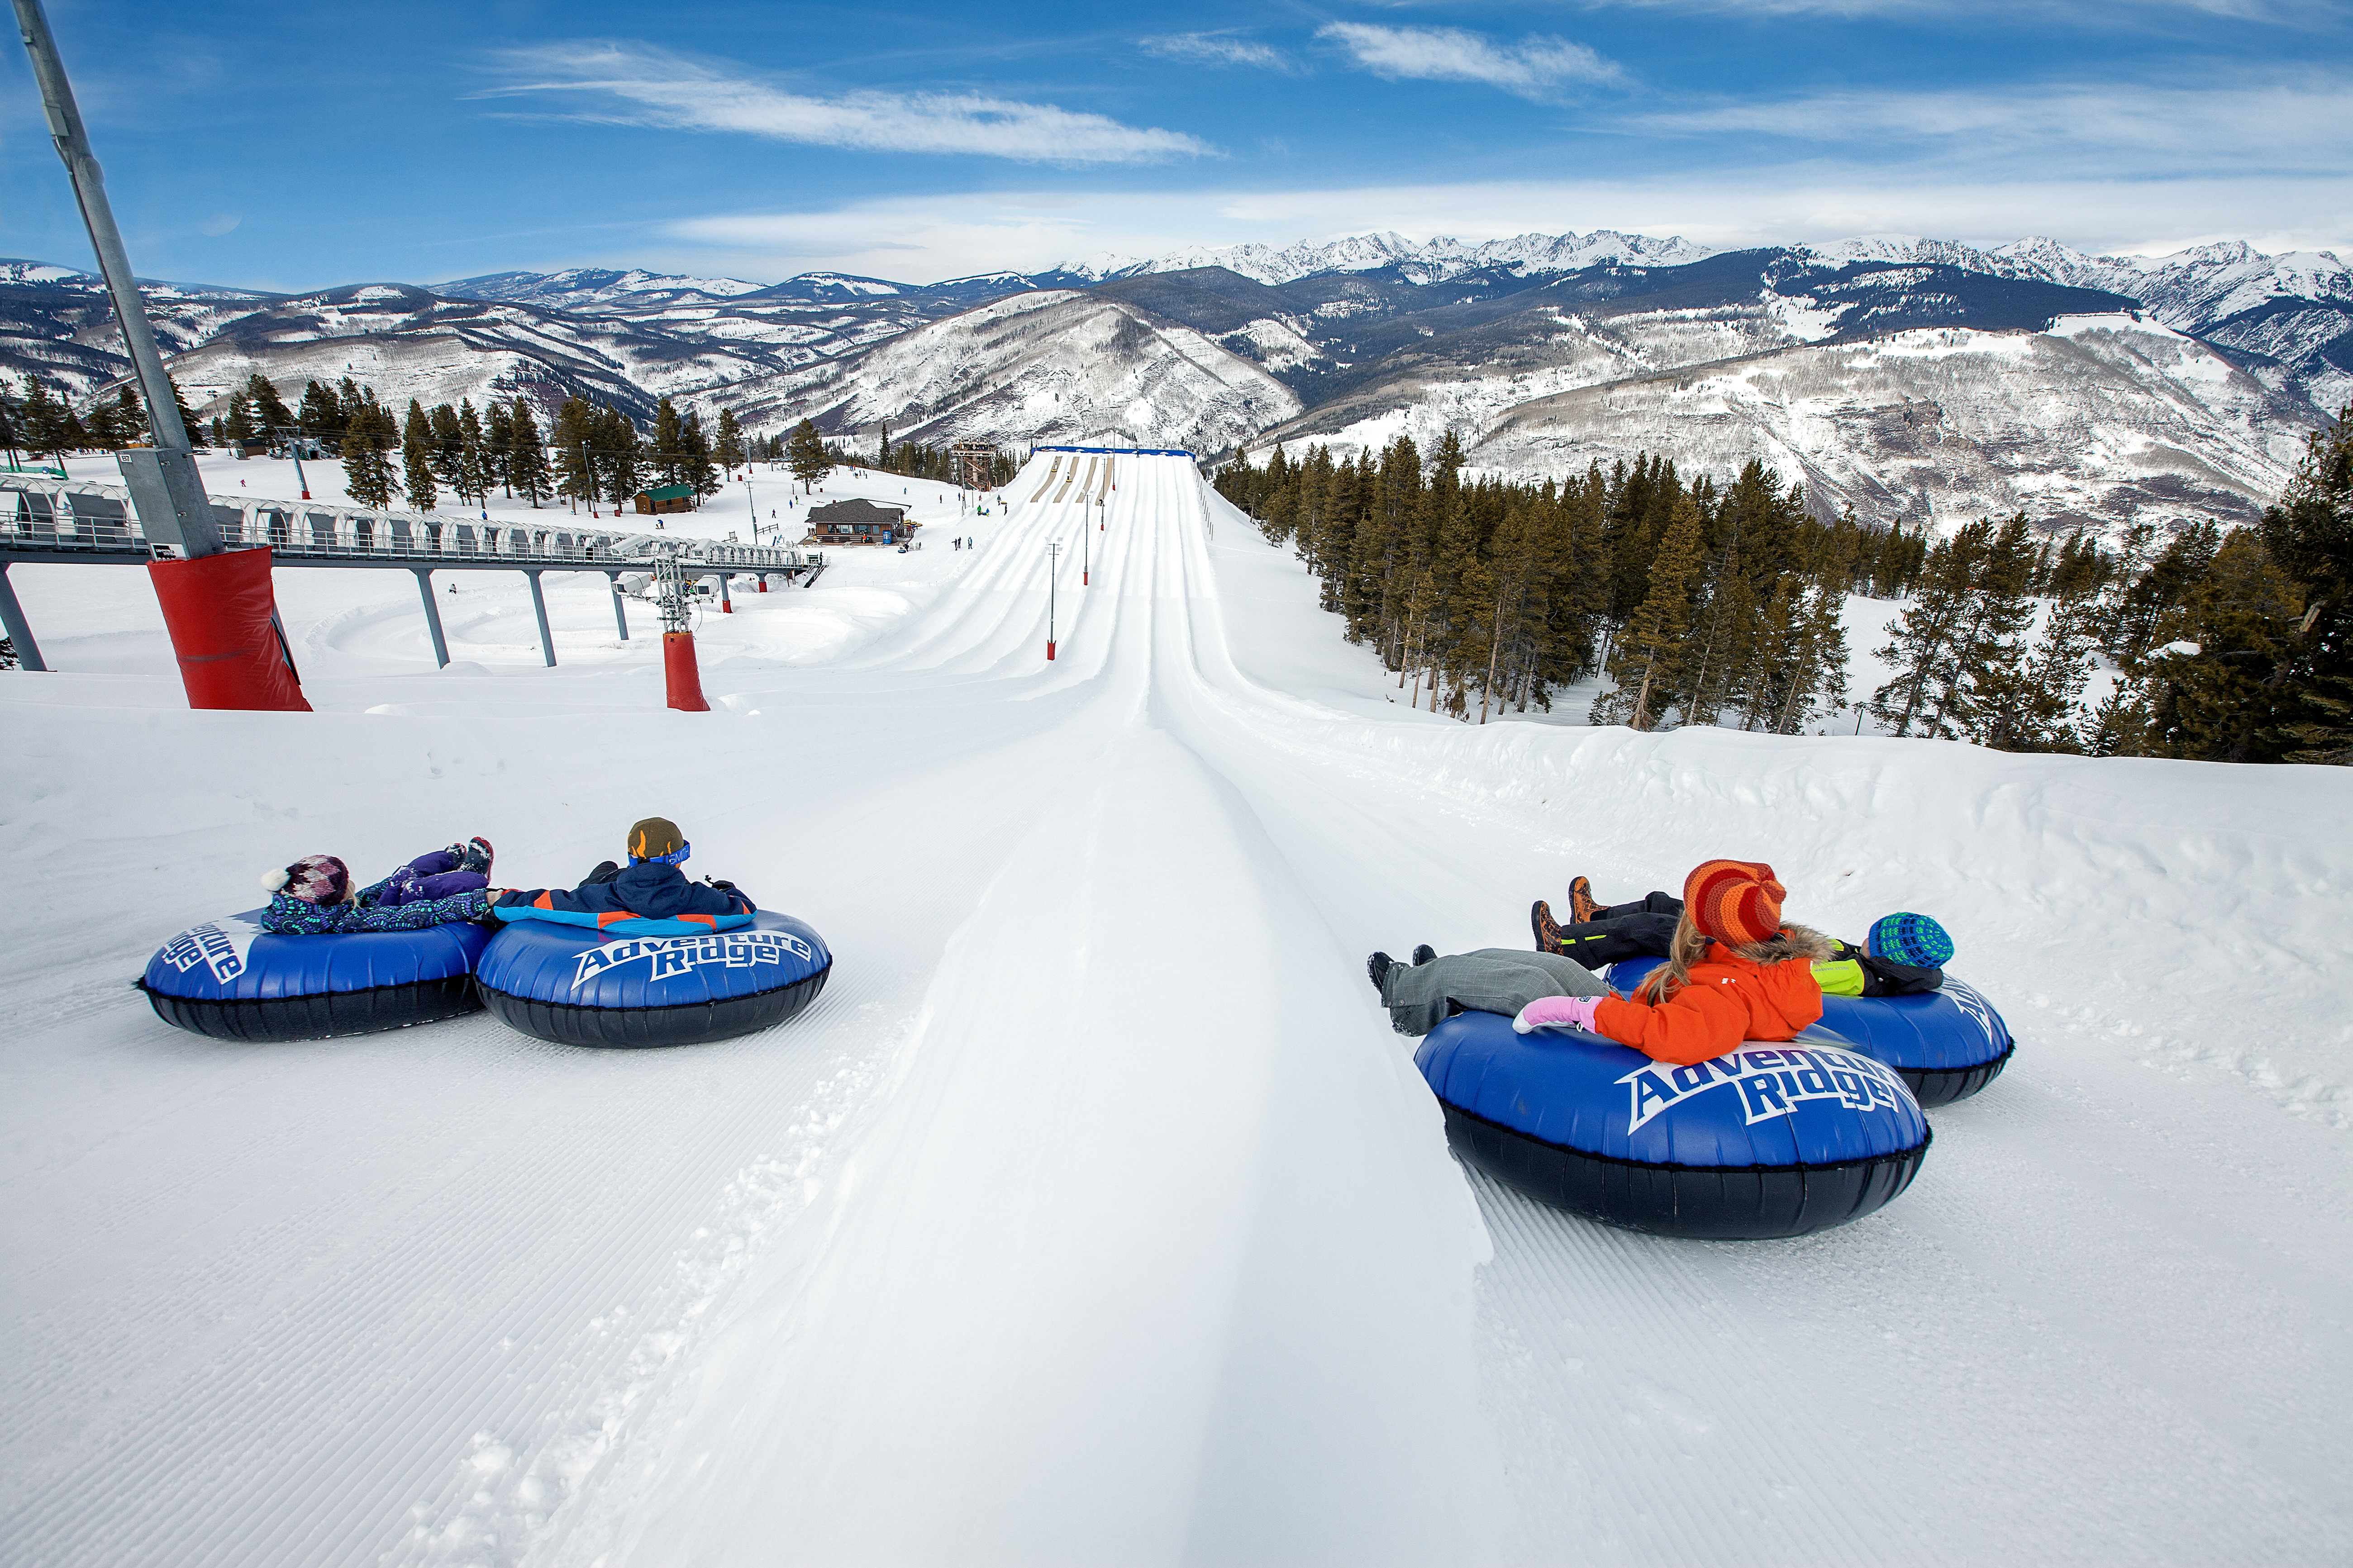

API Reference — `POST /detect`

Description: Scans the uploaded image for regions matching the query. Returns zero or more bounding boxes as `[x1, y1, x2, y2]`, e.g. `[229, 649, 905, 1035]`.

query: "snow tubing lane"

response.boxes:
[1415, 1009, 1931, 1239]
[1608, 960, 2014, 1107]
[138, 910, 491, 1042]
[473, 910, 831, 1048]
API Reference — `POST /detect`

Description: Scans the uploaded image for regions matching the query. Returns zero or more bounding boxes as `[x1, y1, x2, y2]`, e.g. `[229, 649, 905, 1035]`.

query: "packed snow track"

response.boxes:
[3, 453, 2347, 1566]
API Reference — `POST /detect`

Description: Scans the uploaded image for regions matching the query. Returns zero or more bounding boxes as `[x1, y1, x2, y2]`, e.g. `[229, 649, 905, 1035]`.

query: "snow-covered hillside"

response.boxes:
[3, 455, 2345, 1565]
[723, 289, 1303, 453]
[1457, 313, 2308, 531]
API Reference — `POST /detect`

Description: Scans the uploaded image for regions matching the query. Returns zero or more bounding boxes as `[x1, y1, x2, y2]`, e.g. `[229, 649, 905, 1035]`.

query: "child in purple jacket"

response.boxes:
[259, 838, 496, 935]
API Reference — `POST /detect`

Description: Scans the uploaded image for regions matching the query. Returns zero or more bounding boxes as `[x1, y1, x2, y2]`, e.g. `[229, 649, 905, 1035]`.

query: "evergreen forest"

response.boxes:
[1213, 413, 2351, 766]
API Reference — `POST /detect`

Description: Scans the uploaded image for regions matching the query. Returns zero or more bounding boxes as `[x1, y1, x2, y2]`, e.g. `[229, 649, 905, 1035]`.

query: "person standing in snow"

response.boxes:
[258, 838, 496, 934]
[491, 816, 754, 926]
[1533, 877, 1950, 998]
[1373, 860, 1829, 1067]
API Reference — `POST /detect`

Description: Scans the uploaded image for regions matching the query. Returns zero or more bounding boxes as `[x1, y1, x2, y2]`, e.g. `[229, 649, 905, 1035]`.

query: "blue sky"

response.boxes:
[4, 0, 2347, 290]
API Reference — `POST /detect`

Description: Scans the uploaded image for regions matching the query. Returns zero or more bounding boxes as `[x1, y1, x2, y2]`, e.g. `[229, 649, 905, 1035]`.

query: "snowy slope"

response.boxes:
[3, 455, 2348, 1565]
[723, 289, 1302, 452]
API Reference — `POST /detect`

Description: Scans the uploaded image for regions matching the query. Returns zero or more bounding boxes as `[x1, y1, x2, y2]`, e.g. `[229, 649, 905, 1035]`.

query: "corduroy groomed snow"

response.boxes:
[1681, 859, 1786, 949]
[1868, 912, 1954, 969]
[626, 817, 690, 865]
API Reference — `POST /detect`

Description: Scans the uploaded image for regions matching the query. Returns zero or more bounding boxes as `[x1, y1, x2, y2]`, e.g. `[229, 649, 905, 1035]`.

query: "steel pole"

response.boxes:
[14, 0, 216, 558]
[0, 562, 48, 670]
[609, 572, 629, 640]
[412, 567, 450, 668]
[525, 569, 556, 666]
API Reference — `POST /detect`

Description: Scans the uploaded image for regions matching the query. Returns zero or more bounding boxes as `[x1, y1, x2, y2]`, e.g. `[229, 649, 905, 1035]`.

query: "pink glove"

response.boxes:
[1514, 994, 1601, 1034]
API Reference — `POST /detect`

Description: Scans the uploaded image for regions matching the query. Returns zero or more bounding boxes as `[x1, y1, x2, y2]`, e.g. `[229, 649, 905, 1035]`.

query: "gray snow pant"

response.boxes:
[1379, 948, 1610, 1037]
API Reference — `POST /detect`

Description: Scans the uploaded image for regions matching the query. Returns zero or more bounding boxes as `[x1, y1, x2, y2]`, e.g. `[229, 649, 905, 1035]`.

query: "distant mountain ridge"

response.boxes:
[2, 229, 2341, 538]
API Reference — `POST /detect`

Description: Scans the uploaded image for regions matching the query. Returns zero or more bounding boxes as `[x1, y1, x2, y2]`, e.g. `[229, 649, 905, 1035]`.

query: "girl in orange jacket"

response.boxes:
[1513, 859, 1829, 1066]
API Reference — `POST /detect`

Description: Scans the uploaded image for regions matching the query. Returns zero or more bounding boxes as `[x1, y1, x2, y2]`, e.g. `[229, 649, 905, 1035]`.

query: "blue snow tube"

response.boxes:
[138, 910, 492, 1041]
[1608, 960, 2014, 1107]
[1415, 1010, 1930, 1239]
[473, 910, 831, 1047]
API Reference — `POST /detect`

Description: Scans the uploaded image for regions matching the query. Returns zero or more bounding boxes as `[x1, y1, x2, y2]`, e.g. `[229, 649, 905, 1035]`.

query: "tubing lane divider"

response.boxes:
[412, 568, 450, 668]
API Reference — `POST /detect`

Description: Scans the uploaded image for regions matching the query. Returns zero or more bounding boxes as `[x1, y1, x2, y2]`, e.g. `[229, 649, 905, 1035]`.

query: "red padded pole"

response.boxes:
[663, 630, 710, 711]
[145, 547, 310, 711]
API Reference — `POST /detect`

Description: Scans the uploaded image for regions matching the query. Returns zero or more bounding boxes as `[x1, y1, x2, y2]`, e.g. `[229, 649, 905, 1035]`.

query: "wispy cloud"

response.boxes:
[1632, 76, 2353, 173]
[1567, 0, 2334, 19]
[1138, 33, 1291, 71]
[1316, 24, 1624, 99]
[477, 42, 1211, 164]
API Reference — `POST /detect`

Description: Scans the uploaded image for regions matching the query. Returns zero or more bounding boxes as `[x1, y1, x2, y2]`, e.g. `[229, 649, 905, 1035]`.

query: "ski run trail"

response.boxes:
[4, 451, 2349, 1567]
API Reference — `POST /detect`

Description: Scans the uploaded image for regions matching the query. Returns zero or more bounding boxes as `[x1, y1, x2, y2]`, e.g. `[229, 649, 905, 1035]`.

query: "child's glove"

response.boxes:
[1513, 994, 1600, 1034]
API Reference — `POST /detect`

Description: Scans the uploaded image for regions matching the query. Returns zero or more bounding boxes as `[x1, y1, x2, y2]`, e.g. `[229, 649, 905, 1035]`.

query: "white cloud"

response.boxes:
[1316, 24, 1624, 99]
[478, 42, 1211, 165]
[1138, 33, 1290, 71]
[1636, 77, 2353, 173]
[626, 174, 2351, 285]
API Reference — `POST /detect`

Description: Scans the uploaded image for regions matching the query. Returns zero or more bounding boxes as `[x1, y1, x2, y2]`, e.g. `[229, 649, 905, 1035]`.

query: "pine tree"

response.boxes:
[2140, 531, 2302, 760]
[551, 397, 596, 508]
[245, 373, 293, 439]
[1593, 492, 1705, 730]
[592, 406, 643, 503]
[168, 376, 205, 447]
[18, 375, 71, 460]
[456, 399, 490, 508]
[402, 400, 439, 513]
[109, 386, 144, 448]
[1869, 520, 1991, 736]
[225, 391, 257, 447]
[714, 407, 744, 473]
[651, 398, 684, 486]
[681, 408, 719, 497]
[786, 418, 832, 491]
[2253, 407, 2353, 763]
[300, 380, 345, 442]
[507, 399, 551, 508]
[485, 401, 514, 496]
[340, 398, 397, 508]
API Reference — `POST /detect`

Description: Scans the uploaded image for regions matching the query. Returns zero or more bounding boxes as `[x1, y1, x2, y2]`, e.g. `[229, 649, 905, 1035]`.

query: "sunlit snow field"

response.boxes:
[2, 452, 2347, 1566]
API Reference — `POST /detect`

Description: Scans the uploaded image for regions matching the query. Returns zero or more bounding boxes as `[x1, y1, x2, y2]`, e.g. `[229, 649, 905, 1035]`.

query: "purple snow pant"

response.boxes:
[373, 849, 488, 906]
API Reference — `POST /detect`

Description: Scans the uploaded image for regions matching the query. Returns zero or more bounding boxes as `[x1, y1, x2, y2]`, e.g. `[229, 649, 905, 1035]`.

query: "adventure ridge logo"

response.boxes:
[1619, 1044, 1910, 1133]
[572, 929, 814, 991]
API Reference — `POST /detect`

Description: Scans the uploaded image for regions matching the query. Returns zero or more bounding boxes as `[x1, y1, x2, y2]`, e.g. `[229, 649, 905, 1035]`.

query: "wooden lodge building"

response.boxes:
[804, 497, 915, 545]
[633, 483, 696, 515]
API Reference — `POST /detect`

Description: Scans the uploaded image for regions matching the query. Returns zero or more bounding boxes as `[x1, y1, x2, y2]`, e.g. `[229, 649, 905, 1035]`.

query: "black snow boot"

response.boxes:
[1531, 899, 1563, 954]
[1412, 944, 1438, 966]
[1367, 951, 1395, 994]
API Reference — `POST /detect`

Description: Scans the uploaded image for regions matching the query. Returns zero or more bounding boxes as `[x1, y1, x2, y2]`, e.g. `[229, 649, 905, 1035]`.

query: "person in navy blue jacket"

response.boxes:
[492, 816, 755, 926]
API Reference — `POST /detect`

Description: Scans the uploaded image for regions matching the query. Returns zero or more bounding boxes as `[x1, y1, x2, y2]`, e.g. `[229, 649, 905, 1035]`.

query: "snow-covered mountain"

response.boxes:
[1465, 313, 2305, 534]
[1061, 229, 1713, 287]
[4, 228, 2339, 541]
[438, 267, 768, 309]
[0, 258, 276, 403]
[719, 289, 1300, 455]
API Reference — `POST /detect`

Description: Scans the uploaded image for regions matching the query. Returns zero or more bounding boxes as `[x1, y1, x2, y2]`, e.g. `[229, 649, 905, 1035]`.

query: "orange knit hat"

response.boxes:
[1682, 859, 1786, 948]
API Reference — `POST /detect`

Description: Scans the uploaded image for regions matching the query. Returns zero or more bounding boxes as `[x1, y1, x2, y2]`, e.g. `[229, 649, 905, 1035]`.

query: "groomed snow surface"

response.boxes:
[4, 454, 2349, 1567]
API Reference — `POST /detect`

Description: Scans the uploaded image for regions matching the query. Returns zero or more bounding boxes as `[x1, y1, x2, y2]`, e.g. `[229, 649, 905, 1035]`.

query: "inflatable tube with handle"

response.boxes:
[138, 911, 490, 1041]
[1416, 1009, 1930, 1239]
[474, 910, 831, 1047]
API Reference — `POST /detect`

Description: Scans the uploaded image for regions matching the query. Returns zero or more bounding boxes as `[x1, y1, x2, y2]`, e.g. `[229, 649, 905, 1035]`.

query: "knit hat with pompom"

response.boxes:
[1681, 859, 1787, 949]
[267, 854, 350, 904]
